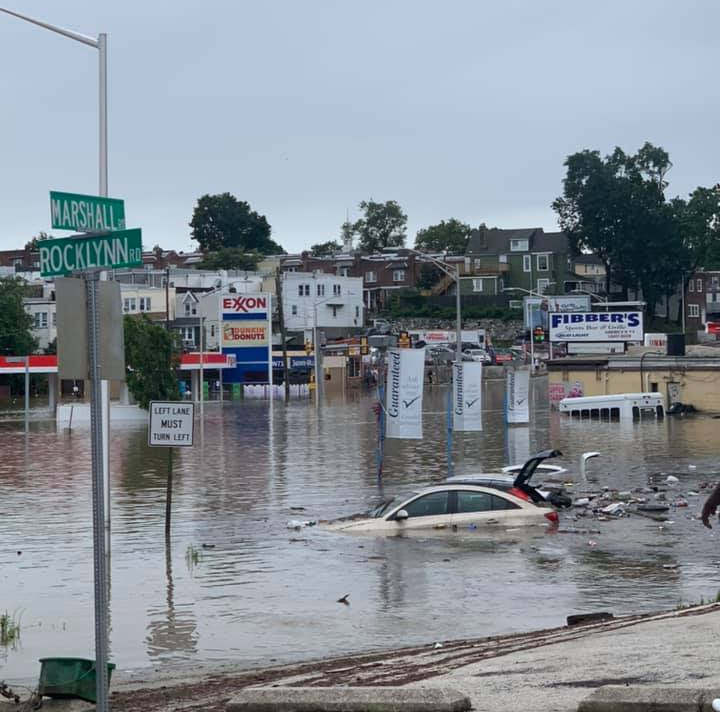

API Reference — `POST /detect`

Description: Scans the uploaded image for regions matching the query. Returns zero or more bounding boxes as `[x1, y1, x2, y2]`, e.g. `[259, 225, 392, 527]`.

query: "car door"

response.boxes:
[451, 489, 528, 529]
[387, 490, 450, 530]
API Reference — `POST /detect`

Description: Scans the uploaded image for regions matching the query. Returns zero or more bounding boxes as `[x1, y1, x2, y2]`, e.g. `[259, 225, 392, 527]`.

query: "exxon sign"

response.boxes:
[221, 294, 269, 314]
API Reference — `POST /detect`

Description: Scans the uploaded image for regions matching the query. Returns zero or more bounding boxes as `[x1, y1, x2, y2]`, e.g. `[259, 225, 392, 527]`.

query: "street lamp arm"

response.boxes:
[0, 7, 98, 46]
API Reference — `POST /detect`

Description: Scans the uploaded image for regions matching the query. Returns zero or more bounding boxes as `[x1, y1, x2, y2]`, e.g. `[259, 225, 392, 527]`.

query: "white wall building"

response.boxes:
[281, 272, 364, 334]
[120, 284, 176, 320]
[24, 297, 57, 350]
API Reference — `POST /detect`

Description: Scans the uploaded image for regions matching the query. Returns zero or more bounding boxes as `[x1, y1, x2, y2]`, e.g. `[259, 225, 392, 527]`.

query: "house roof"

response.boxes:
[466, 227, 568, 255]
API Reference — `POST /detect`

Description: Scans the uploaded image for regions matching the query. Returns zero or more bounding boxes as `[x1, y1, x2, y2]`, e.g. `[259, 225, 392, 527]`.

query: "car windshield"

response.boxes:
[367, 492, 417, 518]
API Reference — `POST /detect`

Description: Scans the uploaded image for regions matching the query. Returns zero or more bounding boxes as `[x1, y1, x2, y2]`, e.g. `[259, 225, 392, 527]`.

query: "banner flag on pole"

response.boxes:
[452, 361, 483, 431]
[385, 348, 425, 439]
[506, 369, 530, 424]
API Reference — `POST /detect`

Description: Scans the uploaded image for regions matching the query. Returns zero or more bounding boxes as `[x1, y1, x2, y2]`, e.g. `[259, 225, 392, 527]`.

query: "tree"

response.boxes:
[416, 263, 442, 290]
[123, 315, 180, 409]
[552, 143, 675, 297]
[310, 240, 342, 256]
[25, 231, 53, 251]
[353, 200, 407, 252]
[190, 193, 283, 254]
[415, 218, 471, 254]
[0, 277, 37, 356]
[197, 248, 260, 271]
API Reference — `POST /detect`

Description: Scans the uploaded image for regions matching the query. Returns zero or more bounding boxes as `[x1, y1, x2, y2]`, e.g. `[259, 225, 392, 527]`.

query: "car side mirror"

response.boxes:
[394, 509, 409, 521]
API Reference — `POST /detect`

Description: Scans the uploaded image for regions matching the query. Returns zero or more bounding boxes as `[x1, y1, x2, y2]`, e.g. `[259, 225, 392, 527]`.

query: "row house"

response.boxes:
[281, 272, 364, 338]
[463, 227, 571, 302]
[280, 249, 430, 312]
[685, 271, 720, 332]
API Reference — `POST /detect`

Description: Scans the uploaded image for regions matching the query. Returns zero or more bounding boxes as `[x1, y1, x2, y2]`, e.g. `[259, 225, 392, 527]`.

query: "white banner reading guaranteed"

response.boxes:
[452, 361, 483, 431]
[506, 369, 530, 424]
[385, 348, 425, 439]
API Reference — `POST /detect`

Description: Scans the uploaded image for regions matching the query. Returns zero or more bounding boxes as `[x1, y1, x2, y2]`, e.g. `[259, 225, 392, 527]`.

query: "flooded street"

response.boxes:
[2, 379, 720, 680]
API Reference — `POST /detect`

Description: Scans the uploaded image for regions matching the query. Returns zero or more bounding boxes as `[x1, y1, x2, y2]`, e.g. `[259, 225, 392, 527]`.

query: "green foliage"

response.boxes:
[415, 218, 471, 254]
[416, 263, 442, 290]
[0, 611, 20, 647]
[123, 315, 180, 410]
[0, 278, 37, 356]
[383, 292, 516, 321]
[197, 248, 260, 271]
[353, 199, 407, 252]
[310, 240, 342, 256]
[24, 231, 53, 251]
[190, 193, 283, 254]
[553, 142, 720, 317]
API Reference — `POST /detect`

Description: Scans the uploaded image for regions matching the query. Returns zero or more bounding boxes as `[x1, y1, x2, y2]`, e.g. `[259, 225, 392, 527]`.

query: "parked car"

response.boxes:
[322, 481, 558, 535]
[448, 450, 573, 509]
[462, 348, 492, 364]
[425, 345, 455, 364]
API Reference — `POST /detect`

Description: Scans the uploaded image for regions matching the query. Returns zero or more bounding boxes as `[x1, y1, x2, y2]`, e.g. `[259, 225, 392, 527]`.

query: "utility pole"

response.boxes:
[275, 268, 290, 401]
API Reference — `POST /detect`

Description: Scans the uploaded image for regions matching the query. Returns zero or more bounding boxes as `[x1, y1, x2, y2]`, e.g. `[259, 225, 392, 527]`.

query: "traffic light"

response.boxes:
[533, 326, 545, 344]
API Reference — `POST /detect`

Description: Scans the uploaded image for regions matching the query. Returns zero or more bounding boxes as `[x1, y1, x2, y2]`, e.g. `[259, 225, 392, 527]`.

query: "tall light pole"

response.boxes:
[0, 9, 110, 711]
[504, 285, 555, 372]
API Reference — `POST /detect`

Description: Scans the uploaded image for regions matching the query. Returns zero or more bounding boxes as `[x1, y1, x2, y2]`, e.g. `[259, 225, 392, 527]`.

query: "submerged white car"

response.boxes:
[323, 483, 558, 534]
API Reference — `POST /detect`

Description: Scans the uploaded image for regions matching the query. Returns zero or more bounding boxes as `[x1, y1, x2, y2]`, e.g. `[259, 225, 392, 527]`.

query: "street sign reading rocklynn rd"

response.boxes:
[39, 228, 143, 277]
[50, 190, 126, 232]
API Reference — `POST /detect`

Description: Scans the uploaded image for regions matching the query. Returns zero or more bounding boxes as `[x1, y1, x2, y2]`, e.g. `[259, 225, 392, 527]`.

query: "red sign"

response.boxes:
[222, 295, 268, 313]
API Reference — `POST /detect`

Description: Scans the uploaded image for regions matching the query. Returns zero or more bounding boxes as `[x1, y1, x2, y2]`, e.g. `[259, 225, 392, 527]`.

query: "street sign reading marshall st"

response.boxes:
[39, 228, 143, 277]
[50, 190, 126, 232]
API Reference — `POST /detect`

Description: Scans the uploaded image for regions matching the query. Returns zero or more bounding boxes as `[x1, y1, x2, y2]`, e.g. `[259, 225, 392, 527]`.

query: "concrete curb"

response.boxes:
[577, 685, 720, 712]
[226, 686, 472, 712]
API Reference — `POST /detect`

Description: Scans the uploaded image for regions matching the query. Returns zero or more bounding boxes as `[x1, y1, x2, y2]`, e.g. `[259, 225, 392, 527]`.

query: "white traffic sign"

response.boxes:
[148, 401, 195, 447]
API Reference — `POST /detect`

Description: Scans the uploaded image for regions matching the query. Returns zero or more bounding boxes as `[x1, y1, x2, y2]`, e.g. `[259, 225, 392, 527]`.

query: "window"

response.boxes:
[210, 325, 216, 338]
[510, 239, 529, 251]
[184, 302, 197, 316]
[34, 312, 48, 329]
[537, 279, 550, 294]
[688, 304, 700, 318]
[401, 491, 449, 518]
[291, 304, 298, 316]
[457, 491, 492, 512]
[689, 280, 694, 292]
[365, 271, 377, 283]
[392, 270, 405, 282]
[339, 267, 350, 277]
[456, 491, 520, 513]
[298, 284, 310, 297]
[333, 284, 341, 296]
[536, 254, 549, 271]
[697, 278, 703, 292]
[355, 305, 360, 318]
[472, 279, 483, 292]
[181, 327, 194, 343]
[499, 254, 508, 264]
[123, 297, 137, 313]
[139, 297, 152, 312]
[317, 284, 325, 297]
[523, 255, 531, 272]
[52, 312, 57, 327]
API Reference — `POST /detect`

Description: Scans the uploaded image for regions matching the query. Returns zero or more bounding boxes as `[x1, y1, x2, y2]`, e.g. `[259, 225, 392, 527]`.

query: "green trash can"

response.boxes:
[38, 657, 116, 703]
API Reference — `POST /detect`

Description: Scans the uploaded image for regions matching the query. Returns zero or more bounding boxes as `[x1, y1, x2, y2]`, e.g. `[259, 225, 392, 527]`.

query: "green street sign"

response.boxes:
[39, 228, 143, 277]
[50, 190, 126, 232]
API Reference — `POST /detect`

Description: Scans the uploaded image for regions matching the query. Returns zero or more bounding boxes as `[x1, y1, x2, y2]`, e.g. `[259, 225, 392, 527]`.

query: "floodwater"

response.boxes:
[2, 379, 720, 680]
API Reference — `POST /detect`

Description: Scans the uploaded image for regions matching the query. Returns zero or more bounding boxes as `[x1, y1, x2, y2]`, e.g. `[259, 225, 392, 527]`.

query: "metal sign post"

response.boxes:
[86, 271, 109, 711]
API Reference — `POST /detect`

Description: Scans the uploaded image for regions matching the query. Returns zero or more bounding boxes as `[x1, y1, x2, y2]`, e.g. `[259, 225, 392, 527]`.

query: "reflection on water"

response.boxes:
[2, 379, 720, 678]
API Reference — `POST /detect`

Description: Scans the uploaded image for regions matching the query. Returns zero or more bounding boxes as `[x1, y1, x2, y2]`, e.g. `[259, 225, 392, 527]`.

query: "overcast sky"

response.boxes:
[1, 0, 718, 254]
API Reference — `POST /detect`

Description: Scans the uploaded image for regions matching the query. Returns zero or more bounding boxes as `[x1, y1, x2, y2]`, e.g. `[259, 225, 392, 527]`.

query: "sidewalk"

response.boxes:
[98, 603, 720, 712]
[5, 604, 717, 711]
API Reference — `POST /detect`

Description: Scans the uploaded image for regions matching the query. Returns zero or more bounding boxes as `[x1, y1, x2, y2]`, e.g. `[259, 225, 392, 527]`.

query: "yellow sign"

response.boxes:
[222, 321, 268, 347]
